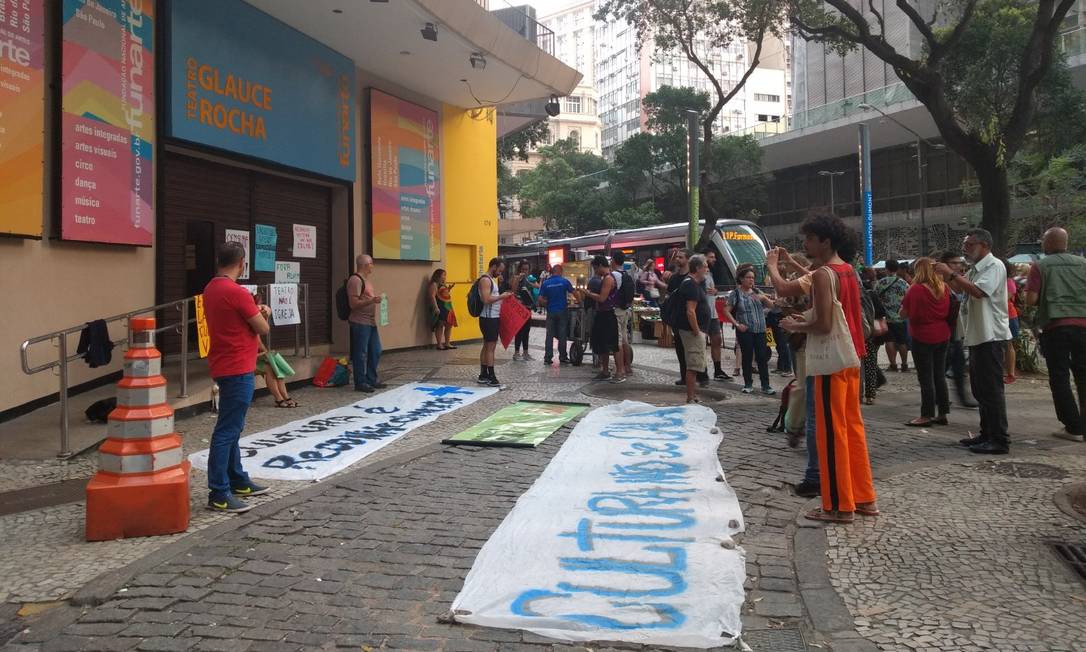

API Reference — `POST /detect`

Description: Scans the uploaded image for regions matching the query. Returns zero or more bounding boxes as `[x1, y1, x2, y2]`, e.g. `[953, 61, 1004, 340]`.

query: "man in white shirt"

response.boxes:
[936, 228, 1011, 454]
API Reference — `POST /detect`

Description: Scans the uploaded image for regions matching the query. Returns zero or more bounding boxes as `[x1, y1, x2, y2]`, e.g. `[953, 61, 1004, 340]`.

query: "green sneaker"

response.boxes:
[231, 482, 270, 497]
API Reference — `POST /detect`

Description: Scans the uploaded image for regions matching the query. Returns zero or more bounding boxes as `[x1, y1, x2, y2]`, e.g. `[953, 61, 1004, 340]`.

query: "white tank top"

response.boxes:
[482, 275, 502, 318]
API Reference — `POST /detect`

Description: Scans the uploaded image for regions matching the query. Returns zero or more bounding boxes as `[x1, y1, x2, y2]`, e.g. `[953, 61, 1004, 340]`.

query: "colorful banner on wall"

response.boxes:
[188, 383, 498, 481]
[442, 401, 588, 448]
[60, 0, 155, 245]
[450, 402, 746, 648]
[369, 89, 441, 261]
[168, 0, 355, 181]
[0, 0, 45, 237]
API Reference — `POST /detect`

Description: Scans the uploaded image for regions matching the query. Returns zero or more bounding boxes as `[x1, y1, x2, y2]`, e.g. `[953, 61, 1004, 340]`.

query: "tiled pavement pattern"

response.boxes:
[3, 327, 1086, 651]
[827, 454, 1086, 652]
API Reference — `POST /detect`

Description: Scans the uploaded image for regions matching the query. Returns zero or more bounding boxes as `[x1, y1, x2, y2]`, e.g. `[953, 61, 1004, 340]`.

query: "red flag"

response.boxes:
[499, 299, 530, 349]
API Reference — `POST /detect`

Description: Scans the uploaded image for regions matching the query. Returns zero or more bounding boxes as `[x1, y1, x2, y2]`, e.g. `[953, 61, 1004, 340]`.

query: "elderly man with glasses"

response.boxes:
[935, 229, 1012, 454]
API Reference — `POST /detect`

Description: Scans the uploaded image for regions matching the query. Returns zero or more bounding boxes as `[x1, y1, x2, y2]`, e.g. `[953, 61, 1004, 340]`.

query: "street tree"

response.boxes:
[790, 0, 1078, 252]
[498, 120, 550, 162]
[516, 139, 612, 232]
[595, 0, 783, 248]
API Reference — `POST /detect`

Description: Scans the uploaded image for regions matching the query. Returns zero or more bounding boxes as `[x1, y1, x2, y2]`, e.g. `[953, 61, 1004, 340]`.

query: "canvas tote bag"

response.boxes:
[804, 267, 861, 377]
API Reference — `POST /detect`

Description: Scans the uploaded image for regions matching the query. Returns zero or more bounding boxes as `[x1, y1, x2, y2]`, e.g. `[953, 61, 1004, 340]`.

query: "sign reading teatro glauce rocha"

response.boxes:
[168, 0, 355, 181]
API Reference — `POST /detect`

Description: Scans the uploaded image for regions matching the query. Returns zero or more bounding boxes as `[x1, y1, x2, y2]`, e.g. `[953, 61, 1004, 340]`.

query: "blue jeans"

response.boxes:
[350, 322, 382, 388]
[545, 311, 570, 362]
[804, 375, 819, 484]
[208, 374, 254, 495]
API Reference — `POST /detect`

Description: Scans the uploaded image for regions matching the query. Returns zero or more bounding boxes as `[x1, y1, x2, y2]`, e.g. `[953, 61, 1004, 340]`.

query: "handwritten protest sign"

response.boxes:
[450, 402, 746, 648]
[188, 383, 498, 481]
[269, 284, 300, 326]
[293, 224, 317, 258]
[275, 261, 300, 284]
[224, 229, 250, 279]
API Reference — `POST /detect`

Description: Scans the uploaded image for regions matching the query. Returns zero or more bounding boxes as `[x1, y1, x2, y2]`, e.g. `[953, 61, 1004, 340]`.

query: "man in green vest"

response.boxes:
[1025, 227, 1086, 443]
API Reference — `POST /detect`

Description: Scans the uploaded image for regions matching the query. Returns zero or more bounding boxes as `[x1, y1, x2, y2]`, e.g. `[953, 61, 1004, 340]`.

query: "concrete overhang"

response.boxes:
[245, 0, 582, 109]
[760, 102, 941, 172]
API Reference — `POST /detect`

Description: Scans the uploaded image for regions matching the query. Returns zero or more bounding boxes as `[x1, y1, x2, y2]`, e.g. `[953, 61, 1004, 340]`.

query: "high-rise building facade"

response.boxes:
[594, 8, 791, 159]
[537, 0, 604, 155]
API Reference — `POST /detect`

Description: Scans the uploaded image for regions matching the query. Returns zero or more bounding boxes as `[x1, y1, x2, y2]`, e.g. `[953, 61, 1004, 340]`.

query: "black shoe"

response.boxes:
[674, 379, 685, 386]
[960, 435, 987, 447]
[900, 364, 909, 372]
[355, 385, 375, 393]
[543, 359, 553, 365]
[560, 358, 571, 365]
[231, 482, 270, 497]
[207, 493, 252, 513]
[794, 480, 820, 497]
[969, 441, 1009, 455]
[373, 382, 388, 389]
[698, 380, 710, 389]
[715, 370, 732, 380]
[487, 377, 502, 387]
[476, 375, 491, 385]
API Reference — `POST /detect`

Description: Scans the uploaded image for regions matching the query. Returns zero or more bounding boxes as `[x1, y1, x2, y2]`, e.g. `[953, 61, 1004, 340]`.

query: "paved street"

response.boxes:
[2, 330, 1085, 651]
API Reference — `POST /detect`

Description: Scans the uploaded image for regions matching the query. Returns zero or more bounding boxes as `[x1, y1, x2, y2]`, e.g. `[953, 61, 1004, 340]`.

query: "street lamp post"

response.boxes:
[818, 170, 845, 214]
[858, 103, 944, 256]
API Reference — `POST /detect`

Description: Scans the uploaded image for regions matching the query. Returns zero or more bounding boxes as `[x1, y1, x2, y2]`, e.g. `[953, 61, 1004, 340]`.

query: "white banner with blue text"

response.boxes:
[449, 401, 746, 648]
[189, 383, 498, 481]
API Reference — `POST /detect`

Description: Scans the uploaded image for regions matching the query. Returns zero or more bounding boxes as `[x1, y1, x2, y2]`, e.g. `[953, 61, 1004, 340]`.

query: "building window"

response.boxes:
[564, 95, 583, 114]
[755, 93, 781, 102]
[570, 129, 581, 148]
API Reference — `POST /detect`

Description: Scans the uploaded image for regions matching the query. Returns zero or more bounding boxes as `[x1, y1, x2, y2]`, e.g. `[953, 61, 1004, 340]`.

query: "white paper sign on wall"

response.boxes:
[293, 224, 317, 258]
[275, 261, 300, 284]
[269, 283, 301, 326]
[224, 229, 251, 279]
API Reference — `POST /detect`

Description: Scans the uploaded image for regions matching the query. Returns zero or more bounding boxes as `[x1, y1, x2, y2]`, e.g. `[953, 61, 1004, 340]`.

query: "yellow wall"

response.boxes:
[441, 105, 498, 342]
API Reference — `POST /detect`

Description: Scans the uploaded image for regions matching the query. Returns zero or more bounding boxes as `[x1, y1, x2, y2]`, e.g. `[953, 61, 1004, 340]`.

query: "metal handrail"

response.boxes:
[19, 284, 310, 458]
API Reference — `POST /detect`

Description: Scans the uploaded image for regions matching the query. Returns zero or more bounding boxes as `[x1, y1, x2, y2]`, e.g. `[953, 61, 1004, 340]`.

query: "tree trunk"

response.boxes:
[974, 161, 1012, 255]
[696, 123, 718, 249]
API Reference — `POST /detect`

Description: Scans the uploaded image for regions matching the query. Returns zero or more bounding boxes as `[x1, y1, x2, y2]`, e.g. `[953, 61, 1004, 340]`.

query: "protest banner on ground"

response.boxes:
[189, 383, 497, 481]
[449, 401, 746, 648]
[442, 401, 588, 448]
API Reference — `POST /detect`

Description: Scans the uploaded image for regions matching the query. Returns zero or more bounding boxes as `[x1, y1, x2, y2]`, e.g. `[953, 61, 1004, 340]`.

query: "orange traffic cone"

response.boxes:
[85, 317, 191, 541]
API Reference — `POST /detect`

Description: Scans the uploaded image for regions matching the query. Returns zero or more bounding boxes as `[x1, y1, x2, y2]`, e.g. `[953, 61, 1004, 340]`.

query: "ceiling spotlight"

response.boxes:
[544, 95, 561, 117]
[469, 52, 487, 70]
[421, 22, 438, 42]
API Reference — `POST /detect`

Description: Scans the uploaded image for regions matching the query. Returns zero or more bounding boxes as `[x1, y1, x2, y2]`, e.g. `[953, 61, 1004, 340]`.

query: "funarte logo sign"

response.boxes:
[184, 57, 271, 142]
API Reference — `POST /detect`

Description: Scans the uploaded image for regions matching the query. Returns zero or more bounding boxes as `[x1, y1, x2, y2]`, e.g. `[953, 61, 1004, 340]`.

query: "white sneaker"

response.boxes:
[512, 352, 522, 361]
[522, 352, 534, 361]
[1053, 430, 1085, 442]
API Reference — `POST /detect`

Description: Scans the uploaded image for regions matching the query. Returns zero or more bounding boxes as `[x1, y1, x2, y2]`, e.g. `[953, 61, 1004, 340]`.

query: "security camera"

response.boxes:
[421, 22, 438, 41]
[470, 52, 487, 70]
[545, 95, 560, 117]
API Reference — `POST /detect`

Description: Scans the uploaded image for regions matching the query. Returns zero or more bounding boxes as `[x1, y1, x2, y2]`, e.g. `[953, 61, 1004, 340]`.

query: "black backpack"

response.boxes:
[617, 270, 636, 309]
[335, 274, 363, 321]
[664, 278, 695, 329]
[467, 276, 486, 317]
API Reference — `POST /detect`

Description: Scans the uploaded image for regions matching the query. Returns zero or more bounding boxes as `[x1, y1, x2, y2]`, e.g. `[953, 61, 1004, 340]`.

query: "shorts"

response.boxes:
[707, 318, 721, 337]
[1009, 317, 1020, 339]
[480, 317, 500, 343]
[591, 310, 619, 355]
[887, 321, 909, 345]
[678, 329, 707, 373]
[615, 307, 630, 347]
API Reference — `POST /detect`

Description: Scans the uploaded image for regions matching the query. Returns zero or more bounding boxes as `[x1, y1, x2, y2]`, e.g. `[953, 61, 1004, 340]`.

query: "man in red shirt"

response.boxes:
[203, 242, 272, 513]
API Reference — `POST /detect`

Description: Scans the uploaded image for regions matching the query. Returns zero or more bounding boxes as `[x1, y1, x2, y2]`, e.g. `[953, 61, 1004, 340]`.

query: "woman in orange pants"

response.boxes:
[780, 214, 877, 523]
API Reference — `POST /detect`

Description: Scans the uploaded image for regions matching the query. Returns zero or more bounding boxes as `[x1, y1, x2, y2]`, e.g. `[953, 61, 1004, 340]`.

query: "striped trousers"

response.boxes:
[814, 367, 876, 513]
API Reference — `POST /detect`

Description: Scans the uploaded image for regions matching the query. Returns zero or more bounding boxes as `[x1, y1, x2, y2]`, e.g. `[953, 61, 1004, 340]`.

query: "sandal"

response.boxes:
[446, 343, 457, 349]
[856, 502, 881, 516]
[437, 345, 449, 350]
[804, 508, 854, 524]
[905, 418, 933, 427]
[864, 397, 875, 405]
[275, 398, 298, 408]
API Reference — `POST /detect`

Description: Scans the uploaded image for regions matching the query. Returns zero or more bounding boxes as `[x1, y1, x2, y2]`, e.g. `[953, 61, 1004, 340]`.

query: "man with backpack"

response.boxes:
[346, 255, 385, 393]
[876, 259, 911, 372]
[472, 258, 512, 387]
[611, 252, 635, 380]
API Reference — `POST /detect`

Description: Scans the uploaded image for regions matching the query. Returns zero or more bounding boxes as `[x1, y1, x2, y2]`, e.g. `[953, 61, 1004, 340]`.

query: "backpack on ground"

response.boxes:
[617, 270, 636, 309]
[467, 276, 486, 317]
[335, 274, 364, 321]
[766, 379, 796, 433]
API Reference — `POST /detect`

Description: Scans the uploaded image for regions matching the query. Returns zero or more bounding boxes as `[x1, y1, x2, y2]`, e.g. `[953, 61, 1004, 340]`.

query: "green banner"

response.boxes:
[442, 401, 589, 448]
